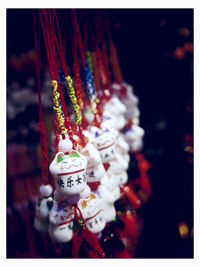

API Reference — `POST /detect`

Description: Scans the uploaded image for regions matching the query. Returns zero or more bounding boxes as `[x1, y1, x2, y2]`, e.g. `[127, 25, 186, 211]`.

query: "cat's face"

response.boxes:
[78, 192, 106, 234]
[94, 129, 116, 163]
[99, 144, 116, 163]
[50, 150, 87, 196]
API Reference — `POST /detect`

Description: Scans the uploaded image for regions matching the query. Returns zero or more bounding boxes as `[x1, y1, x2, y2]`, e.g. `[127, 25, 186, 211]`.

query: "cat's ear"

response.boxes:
[90, 192, 97, 200]
[69, 150, 80, 158]
[56, 152, 65, 163]
[80, 199, 87, 209]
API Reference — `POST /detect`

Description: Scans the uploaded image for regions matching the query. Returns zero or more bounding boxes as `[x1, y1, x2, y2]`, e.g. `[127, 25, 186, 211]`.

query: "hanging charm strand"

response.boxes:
[51, 80, 67, 134]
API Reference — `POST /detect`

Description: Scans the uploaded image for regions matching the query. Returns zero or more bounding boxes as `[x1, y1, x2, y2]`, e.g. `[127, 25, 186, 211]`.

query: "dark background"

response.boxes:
[7, 9, 193, 258]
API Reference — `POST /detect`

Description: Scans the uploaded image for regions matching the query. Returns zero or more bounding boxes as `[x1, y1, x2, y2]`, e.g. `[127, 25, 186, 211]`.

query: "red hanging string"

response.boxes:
[94, 14, 112, 102]
[53, 117, 60, 153]
[92, 51, 101, 92]
[79, 10, 88, 52]
[103, 12, 125, 88]
[71, 9, 86, 69]
[52, 10, 81, 149]
[109, 39, 123, 84]
[83, 20, 88, 52]
[96, 48, 107, 88]
[52, 10, 75, 143]
[39, 9, 58, 80]
[33, 11, 49, 185]
[102, 43, 111, 86]
[40, 9, 75, 147]
[72, 30, 84, 111]
[68, 11, 88, 146]
[53, 10, 69, 76]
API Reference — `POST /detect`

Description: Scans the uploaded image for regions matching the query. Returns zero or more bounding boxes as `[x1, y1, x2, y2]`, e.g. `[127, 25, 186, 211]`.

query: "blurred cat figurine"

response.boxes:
[48, 200, 74, 243]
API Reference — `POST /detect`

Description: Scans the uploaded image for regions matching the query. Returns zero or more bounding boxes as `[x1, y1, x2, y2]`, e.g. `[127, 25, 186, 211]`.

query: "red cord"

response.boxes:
[53, 117, 60, 153]
[53, 10, 69, 76]
[40, 9, 75, 148]
[71, 9, 86, 69]
[33, 11, 49, 185]
[40, 9, 58, 80]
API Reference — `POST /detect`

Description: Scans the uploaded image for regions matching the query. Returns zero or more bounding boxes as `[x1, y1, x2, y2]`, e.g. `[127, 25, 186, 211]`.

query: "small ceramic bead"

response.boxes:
[39, 184, 53, 197]
[58, 137, 73, 153]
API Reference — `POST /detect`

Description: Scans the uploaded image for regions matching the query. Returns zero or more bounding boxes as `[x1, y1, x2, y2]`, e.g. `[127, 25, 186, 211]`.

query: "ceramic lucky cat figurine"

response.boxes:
[108, 153, 129, 186]
[77, 141, 116, 224]
[92, 128, 121, 202]
[101, 111, 118, 130]
[123, 124, 145, 153]
[34, 196, 53, 234]
[103, 96, 126, 131]
[93, 128, 116, 163]
[78, 192, 106, 238]
[48, 200, 74, 243]
[80, 142, 106, 184]
[49, 150, 88, 202]
[33, 184, 53, 234]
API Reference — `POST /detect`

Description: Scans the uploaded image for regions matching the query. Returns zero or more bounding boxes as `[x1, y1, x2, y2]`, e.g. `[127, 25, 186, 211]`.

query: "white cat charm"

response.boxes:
[48, 201, 74, 243]
[78, 192, 106, 236]
[49, 150, 87, 196]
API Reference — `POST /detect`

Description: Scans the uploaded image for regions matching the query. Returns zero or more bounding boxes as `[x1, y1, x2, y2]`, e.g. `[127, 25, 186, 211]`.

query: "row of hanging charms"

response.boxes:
[33, 9, 151, 258]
